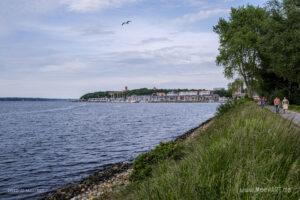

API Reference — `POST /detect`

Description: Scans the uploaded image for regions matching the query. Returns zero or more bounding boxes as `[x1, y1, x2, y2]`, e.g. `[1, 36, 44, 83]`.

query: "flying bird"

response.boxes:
[122, 21, 131, 26]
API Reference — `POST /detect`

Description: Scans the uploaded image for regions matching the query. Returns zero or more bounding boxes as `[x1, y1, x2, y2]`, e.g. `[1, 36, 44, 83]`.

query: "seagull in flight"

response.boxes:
[122, 21, 131, 26]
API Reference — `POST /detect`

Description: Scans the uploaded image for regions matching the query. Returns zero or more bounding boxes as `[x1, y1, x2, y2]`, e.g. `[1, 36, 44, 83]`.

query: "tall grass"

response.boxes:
[289, 105, 300, 113]
[115, 102, 300, 200]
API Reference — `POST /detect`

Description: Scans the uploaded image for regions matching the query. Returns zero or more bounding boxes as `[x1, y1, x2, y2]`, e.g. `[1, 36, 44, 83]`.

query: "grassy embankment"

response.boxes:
[289, 105, 300, 113]
[106, 100, 299, 200]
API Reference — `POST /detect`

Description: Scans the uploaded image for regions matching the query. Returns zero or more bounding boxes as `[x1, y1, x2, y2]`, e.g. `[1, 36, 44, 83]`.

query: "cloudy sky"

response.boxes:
[0, 0, 266, 98]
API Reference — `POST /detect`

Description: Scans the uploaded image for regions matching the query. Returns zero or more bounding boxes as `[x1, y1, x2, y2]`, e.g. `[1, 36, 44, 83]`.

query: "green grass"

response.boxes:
[130, 141, 185, 182]
[113, 101, 300, 200]
[289, 105, 300, 113]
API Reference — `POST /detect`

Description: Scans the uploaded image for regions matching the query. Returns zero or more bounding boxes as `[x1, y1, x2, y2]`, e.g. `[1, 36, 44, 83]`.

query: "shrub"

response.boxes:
[130, 141, 184, 181]
[216, 98, 249, 117]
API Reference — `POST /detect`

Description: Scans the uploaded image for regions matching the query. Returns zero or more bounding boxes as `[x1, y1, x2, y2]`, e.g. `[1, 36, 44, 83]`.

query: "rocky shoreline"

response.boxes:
[40, 162, 131, 200]
[41, 117, 213, 200]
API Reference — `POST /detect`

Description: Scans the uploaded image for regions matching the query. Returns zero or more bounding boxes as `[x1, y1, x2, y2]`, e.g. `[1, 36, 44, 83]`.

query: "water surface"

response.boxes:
[0, 101, 218, 199]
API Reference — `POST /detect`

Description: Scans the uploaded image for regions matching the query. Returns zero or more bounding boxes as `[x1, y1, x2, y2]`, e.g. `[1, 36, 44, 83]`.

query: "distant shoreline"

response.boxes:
[81, 101, 221, 104]
[0, 98, 76, 101]
[0, 98, 224, 103]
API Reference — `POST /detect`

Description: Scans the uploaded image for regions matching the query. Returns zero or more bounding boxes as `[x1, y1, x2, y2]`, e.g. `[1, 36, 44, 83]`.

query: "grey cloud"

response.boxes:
[62, 0, 138, 13]
[141, 37, 171, 44]
[78, 27, 115, 36]
[94, 45, 216, 69]
[0, 0, 59, 15]
[175, 8, 229, 24]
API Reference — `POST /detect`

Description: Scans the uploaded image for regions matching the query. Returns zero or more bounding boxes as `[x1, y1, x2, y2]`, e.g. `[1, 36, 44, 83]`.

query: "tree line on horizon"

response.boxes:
[80, 88, 227, 100]
[214, 0, 300, 104]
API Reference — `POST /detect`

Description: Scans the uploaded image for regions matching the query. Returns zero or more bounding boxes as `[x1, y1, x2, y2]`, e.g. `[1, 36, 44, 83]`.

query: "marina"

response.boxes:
[86, 89, 223, 103]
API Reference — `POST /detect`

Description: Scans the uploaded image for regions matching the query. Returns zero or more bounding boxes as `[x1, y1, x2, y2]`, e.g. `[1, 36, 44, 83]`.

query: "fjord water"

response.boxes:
[0, 101, 218, 200]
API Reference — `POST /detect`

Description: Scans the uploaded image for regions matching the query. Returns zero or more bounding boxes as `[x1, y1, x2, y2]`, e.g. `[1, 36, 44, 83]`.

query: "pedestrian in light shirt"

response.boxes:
[282, 97, 289, 114]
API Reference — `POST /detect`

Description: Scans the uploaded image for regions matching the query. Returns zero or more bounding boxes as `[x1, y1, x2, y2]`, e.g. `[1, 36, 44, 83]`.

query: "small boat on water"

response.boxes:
[130, 100, 139, 103]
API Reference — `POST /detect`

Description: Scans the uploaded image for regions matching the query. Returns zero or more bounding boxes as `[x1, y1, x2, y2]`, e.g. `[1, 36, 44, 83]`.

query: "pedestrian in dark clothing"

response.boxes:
[260, 96, 266, 109]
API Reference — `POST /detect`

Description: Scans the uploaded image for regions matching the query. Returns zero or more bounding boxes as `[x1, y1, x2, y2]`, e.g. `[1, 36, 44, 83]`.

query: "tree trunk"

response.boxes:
[288, 81, 292, 100]
[241, 75, 252, 98]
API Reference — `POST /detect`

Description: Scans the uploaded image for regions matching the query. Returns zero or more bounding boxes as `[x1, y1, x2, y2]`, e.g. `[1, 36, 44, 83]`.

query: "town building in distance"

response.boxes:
[85, 87, 223, 103]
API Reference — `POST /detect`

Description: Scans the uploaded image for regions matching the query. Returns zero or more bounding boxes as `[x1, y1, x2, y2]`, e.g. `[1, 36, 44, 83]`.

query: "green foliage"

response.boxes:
[289, 105, 300, 113]
[80, 91, 109, 100]
[263, 0, 300, 84]
[125, 88, 175, 96]
[213, 89, 231, 97]
[80, 88, 212, 100]
[117, 103, 300, 200]
[216, 98, 249, 117]
[130, 141, 184, 181]
[80, 89, 159, 100]
[214, 0, 300, 104]
[291, 89, 300, 104]
[258, 0, 300, 104]
[213, 5, 268, 96]
[268, 89, 286, 103]
[227, 78, 244, 96]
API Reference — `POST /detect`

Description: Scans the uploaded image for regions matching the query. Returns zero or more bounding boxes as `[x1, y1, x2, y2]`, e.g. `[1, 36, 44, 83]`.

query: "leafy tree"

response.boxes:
[80, 91, 109, 100]
[80, 88, 208, 100]
[213, 89, 231, 97]
[214, 5, 268, 97]
[228, 78, 244, 97]
[259, 0, 300, 102]
[214, 1, 300, 104]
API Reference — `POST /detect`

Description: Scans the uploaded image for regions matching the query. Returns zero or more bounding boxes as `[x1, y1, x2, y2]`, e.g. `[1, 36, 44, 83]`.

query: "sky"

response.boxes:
[0, 0, 267, 98]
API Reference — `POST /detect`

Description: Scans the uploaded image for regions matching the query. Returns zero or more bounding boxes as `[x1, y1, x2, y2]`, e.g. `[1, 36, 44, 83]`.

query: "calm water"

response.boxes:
[0, 101, 218, 200]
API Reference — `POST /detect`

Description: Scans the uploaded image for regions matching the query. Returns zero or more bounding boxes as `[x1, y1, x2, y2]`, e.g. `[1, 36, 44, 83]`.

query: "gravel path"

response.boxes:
[267, 106, 300, 126]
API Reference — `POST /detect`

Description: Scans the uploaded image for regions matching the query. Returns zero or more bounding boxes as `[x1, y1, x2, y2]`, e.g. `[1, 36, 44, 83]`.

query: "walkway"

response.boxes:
[267, 106, 300, 126]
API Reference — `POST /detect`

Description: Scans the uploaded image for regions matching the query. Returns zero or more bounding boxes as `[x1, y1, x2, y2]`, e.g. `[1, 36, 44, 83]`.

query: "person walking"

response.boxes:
[263, 97, 267, 107]
[274, 97, 281, 114]
[260, 96, 266, 109]
[282, 97, 289, 114]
